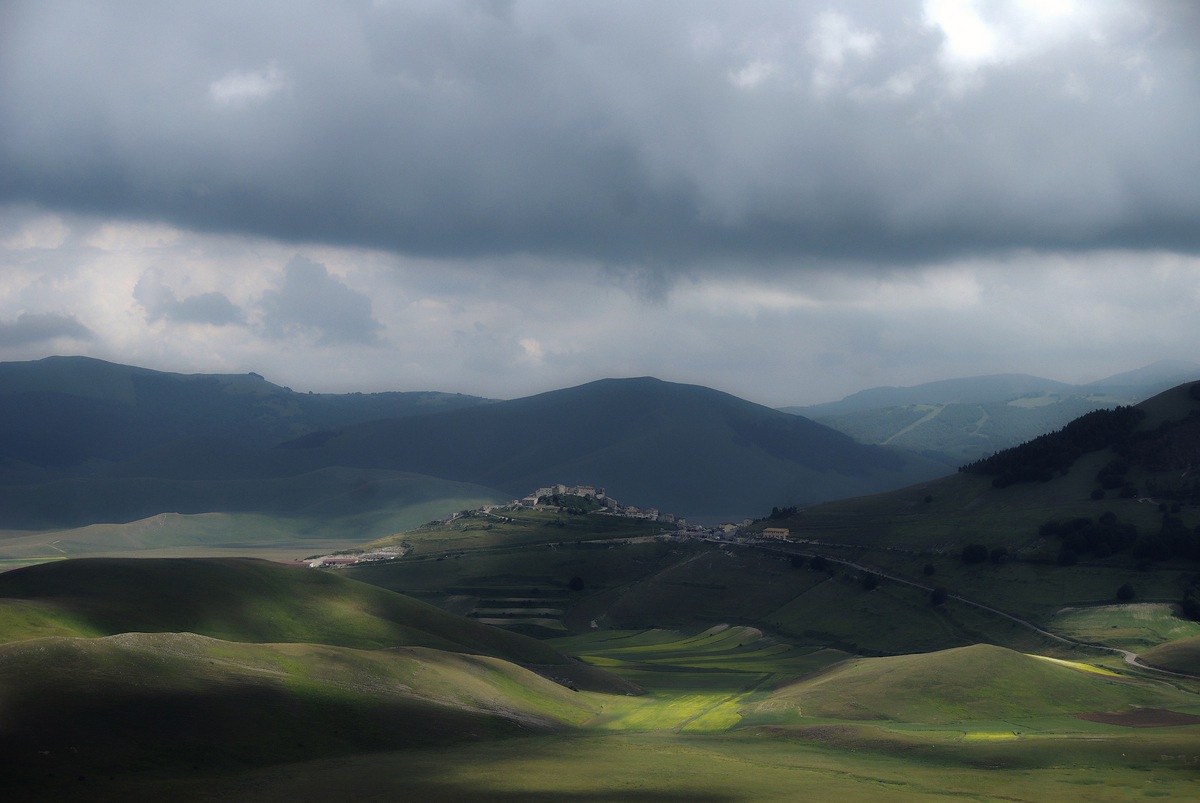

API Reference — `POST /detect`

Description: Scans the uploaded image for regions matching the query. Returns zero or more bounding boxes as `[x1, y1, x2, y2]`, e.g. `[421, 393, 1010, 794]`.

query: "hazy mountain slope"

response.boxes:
[782, 363, 1200, 466]
[0, 356, 491, 475]
[1085, 359, 1200, 395]
[786, 373, 1075, 418]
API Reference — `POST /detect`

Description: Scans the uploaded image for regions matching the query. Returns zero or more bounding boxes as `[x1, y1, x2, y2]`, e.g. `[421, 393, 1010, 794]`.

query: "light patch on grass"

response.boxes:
[1026, 653, 1121, 676]
[961, 730, 1021, 741]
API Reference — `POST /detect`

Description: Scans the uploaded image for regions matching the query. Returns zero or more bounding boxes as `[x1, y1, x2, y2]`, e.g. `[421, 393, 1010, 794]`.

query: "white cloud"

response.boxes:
[808, 12, 880, 94]
[208, 63, 288, 107]
[3, 214, 69, 250]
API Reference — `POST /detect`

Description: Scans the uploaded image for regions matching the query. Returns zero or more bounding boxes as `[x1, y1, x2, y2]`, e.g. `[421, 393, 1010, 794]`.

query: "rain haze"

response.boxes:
[1, 0, 1198, 406]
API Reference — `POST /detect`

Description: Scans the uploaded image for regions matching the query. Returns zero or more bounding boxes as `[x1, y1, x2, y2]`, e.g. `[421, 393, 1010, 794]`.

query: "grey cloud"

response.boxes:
[0, 312, 93, 346]
[1, 1, 1198, 271]
[134, 272, 245, 326]
[260, 256, 383, 345]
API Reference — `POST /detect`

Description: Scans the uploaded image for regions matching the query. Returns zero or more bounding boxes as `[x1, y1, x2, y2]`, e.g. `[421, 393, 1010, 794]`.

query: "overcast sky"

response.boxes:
[2, 0, 1198, 407]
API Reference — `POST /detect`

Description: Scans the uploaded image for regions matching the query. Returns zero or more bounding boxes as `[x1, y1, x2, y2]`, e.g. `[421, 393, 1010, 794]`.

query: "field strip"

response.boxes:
[1027, 653, 1120, 676]
[882, 404, 944, 445]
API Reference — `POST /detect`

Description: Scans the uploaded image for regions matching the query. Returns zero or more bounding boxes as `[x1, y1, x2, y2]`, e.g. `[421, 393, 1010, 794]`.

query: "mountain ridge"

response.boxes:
[0, 360, 949, 526]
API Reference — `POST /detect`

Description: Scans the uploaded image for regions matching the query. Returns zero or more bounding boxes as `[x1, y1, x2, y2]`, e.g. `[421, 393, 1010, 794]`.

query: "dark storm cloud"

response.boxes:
[0, 312, 93, 346]
[259, 256, 383, 345]
[1, 1, 1198, 269]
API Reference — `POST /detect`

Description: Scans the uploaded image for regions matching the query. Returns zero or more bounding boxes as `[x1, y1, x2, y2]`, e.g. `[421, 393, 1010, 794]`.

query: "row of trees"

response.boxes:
[960, 406, 1145, 487]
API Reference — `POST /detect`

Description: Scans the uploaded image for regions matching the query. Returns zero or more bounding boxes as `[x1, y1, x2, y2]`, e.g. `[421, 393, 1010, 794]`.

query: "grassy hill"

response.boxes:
[1141, 636, 1200, 674]
[753, 643, 1186, 723]
[0, 557, 579, 664]
[0, 632, 602, 789]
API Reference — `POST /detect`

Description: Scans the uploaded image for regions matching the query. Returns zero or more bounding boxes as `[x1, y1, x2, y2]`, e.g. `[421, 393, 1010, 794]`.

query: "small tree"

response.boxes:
[930, 587, 947, 606]
[922, 563, 936, 576]
[568, 576, 585, 592]
[1116, 582, 1135, 602]
[961, 544, 989, 565]
[861, 573, 879, 591]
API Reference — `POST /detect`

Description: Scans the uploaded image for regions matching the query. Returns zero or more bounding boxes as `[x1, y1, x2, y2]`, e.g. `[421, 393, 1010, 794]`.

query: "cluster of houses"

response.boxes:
[306, 484, 794, 569]
[513, 483, 674, 522]
[508, 483, 791, 542]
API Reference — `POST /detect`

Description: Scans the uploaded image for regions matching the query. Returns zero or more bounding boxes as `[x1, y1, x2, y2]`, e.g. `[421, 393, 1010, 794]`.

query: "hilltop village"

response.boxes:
[305, 483, 792, 568]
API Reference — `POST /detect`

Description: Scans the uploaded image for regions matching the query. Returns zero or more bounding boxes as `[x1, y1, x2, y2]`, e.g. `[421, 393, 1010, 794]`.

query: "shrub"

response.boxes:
[961, 544, 989, 565]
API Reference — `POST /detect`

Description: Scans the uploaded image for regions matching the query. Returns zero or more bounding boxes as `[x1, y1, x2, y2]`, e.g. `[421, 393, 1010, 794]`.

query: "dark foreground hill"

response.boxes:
[0, 558, 629, 792]
[1, 363, 949, 527]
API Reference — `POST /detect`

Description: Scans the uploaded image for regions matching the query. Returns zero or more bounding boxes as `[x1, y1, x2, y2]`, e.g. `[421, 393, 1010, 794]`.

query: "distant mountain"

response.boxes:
[0, 363, 949, 527]
[0, 356, 493, 475]
[783, 373, 1075, 418]
[259, 377, 949, 520]
[1084, 359, 1200, 395]
[782, 363, 1200, 467]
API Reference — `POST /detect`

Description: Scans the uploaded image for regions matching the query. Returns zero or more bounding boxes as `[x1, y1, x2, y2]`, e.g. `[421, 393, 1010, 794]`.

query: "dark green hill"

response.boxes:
[2, 373, 949, 527]
[0, 557, 571, 665]
[1140, 636, 1200, 674]
[261, 377, 948, 521]
[0, 632, 601, 788]
[0, 355, 491, 475]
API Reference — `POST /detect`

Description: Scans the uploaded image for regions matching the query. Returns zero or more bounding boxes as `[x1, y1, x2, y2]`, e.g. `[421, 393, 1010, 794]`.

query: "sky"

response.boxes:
[1, 0, 1198, 408]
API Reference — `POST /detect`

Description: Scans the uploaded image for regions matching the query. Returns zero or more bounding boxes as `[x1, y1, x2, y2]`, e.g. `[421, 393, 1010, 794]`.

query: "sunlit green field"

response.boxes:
[79, 625, 1200, 803]
[1051, 603, 1200, 650]
[93, 729, 1200, 803]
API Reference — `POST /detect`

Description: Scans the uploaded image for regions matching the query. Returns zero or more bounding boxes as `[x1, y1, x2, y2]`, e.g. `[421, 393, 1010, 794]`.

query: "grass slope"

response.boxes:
[1141, 636, 1200, 674]
[755, 643, 1190, 724]
[0, 631, 599, 788]
[0, 557, 569, 666]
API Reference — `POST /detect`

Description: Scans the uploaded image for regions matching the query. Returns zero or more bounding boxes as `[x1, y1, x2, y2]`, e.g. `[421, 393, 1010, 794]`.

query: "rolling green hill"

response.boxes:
[0, 557, 577, 665]
[1140, 636, 1200, 674]
[0, 632, 599, 774]
[754, 643, 1187, 723]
